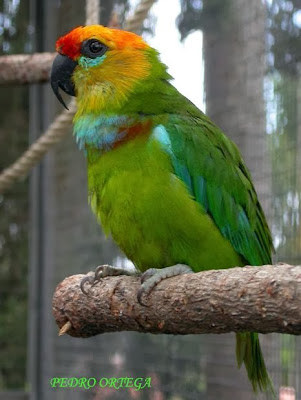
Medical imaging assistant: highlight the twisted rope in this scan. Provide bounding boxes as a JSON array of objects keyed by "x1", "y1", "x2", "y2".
[
  {"x1": 124, "y1": 0, "x2": 156, "y2": 33},
  {"x1": 0, "y1": 0, "x2": 157, "y2": 194},
  {"x1": 0, "y1": 102, "x2": 77, "y2": 192}
]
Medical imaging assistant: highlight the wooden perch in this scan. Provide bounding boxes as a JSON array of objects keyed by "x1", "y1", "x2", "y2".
[
  {"x1": 0, "y1": 53, "x2": 55, "y2": 85},
  {"x1": 52, "y1": 263, "x2": 301, "y2": 338}
]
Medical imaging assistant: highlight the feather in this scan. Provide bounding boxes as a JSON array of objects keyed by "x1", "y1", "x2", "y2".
[
  {"x1": 155, "y1": 117, "x2": 273, "y2": 267},
  {"x1": 55, "y1": 25, "x2": 274, "y2": 394}
]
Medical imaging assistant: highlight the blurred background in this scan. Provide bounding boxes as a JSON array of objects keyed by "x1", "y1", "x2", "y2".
[{"x1": 0, "y1": 0, "x2": 301, "y2": 399}]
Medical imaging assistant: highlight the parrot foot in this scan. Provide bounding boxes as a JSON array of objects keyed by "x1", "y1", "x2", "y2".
[
  {"x1": 80, "y1": 264, "x2": 139, "y2": 295},
  {"x1": 137, "y1": 264, "x2": 193, "y2": 305}
]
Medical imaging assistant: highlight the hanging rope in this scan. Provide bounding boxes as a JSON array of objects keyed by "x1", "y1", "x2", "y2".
[
  {"x1": 0, "y1": 0, "x2": 157, "y2": 194},
  {"x1": 0, "y1": 102, "x2": 77, "y2": 193},
  {"x1": 124, "y1": 0, "x2": 156, "y2": 32}
]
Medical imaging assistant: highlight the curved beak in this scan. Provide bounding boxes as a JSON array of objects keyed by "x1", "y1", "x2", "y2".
[{"x1": 50, "y1": 54, "x2": 77, "y2": 110}]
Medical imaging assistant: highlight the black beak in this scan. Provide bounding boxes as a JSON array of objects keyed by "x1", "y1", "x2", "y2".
[{"x1": 50, "y1": 54, "x2": 77, "y2": 110}]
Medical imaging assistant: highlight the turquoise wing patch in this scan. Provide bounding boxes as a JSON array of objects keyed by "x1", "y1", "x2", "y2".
[{"x1": 151, "y1": 120, "x2": 272, "y2": 266}]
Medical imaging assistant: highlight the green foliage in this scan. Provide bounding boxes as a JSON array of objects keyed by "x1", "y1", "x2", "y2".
[
  {"x1": 267, "y1": 0, "x2": 301, "y2": 76},
  {"x1": 280, "y1": 335, "x2": 296, "y2": 387},
  {"x1": 266, "y1": 1, "x2": 301, "y2": 259},
  {"x1": 0, "y1": 87, "x2": 29, "y2": 389},
  {"x1": 0, "y1": 0, "x2": 30, "y2": 390},
  {"x1": 266, "y1": 0, "x2": 301, "y2": 389}
]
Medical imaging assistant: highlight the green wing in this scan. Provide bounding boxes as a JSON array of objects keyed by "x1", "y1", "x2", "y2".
[{"x1": 157, "y1": 111, "x2": 273, "y2": 266}]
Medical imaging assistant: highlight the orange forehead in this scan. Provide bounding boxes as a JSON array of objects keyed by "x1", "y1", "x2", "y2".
[{"x1": 56, "y1": 25, "x2": 148, "y2": 59}]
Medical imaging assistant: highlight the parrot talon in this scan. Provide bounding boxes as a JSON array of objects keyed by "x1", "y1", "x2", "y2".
[
  {"x1": 80, "y1": 273, "x2": 97, "y2": 295},
  {"x1": 137, "y1": 264, "x2": 193, "y2": 305},
  {"x1": 94, "y1": 264, "x2": 118, "y2": 279},
  {"x1": 140, "y1": 268, "x2": 158, "y2": 284},
  {"x1": 137, "y1": 287, "x2": 150, "y2": 307},
  {"x1": 80, "y1": 264, "x2": 140, "y2": 295}
]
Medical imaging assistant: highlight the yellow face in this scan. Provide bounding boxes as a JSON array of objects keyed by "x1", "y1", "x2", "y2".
[{"x1": 54, "y1": 25, "x2": 152, "y2": 115}]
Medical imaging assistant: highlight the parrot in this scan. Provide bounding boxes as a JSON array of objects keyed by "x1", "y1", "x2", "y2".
[{"x1": 50, "y1": 25, "x2": 274, "y2": 393}]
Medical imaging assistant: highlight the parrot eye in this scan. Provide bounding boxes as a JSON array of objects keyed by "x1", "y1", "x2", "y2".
[{"x1": 81, "y1": 39, "x2": 108, "y2": 59}]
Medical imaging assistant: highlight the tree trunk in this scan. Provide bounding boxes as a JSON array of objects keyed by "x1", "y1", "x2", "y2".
[{"x1": 202, "y1": 1, "x2": 270, "y2": 398}]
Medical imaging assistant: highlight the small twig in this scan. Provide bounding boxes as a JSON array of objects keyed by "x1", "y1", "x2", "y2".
[{"x1": 59, "y1": 321, "x2": 72, "y2": 336}]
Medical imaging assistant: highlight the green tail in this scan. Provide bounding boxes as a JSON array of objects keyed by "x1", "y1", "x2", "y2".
[{"x1": 236, "y1": 332, "x2": 274, "y2": 394}]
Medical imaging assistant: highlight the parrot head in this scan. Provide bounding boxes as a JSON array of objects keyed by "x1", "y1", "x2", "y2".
[{"x1": 51, "y1": 25, "x2": 167, "y2": 114}]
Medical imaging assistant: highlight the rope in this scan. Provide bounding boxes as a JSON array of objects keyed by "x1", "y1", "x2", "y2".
[
  {"x1": 124, "y1": 0, "x2": 157, "y2": 33},
  {"x1": 0, "y1": 0, "x2": 157, "y2": 194},
  {"x1": 0, "y1": 102, "x2": 77, "y2": 193}
]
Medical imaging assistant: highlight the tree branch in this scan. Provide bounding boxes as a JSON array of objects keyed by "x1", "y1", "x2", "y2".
[
  {"x1": 0, "y1": 53, "x2": 55, "y2": 85},
  {"x1": 52, "y1": 263, "x2": 301, "y2": 338}
]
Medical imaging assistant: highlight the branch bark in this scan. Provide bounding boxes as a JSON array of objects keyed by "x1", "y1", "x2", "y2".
[
  {"x1": 52, "y1": 263, "x2": 301, "y2": 338},
  {"x1": 0, "y1": 53, "x2": 55, "y2": 85}
]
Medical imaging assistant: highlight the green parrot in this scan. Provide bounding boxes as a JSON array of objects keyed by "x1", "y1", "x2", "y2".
[{"x1": 50, "y1": 25, "x2": 274, "y2": 393}]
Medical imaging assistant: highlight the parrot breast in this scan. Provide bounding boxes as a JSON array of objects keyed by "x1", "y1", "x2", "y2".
[
  {"x1": 87, "y1": 126, "x2": 243, "y2": 272},
  {"x1": 74, "y1": 115, "x2": 153, "y2": 151}
]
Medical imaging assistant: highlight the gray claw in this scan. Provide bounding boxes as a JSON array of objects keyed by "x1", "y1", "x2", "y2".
[
  {"x1": 95, "y1": 264, "x2": 116, "y2": 279},
  {"x1": 137, "y1": 264, "x2": 193, "y2": 305},
  {"x1": 137, "y1": 286, "x2": 150, "y2": 306},
  {"x1": 80, "y1": 273, "x2": 96, "y2": 295},
  {"x1": 80, "y1": 264, "x2": 118, "y2": 295},
  {"x1": 140, "y1": 268, "x2": 157, "y2": 284},
  {"x1": 80, "y1": 264, "x2": 139, "y2": 295}
]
